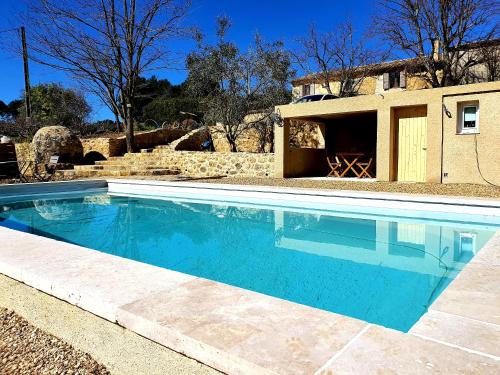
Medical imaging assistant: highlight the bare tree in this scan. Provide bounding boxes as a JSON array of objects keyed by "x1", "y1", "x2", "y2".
[
  {"x1": 293, "y1": 22, "x2": 382, "y2": 97},
  {"x1": 374, "y1": 0, "x2": 498, "y2": 87},
  {"x1": 462, "y1": 40, "x2": 500, "y2": 83},
  {"x1": 22, "y1": 0, "x2": 190, "y2": 152},
  {"x1": 187, "y1": 18, "x2": 294, "y2": 152}
]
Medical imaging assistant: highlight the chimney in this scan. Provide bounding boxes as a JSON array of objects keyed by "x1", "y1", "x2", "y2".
[{"x1": 432, "y1": 39, "x2": 440, "y2": 61}]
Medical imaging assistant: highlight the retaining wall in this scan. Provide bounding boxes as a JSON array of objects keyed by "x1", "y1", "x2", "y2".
[
  {"x1": 155, "y1": 151, "x2": 275, "y2": 177},
  {"x1": 81, "y1": 128, "x2": 189, "y2": 158}
]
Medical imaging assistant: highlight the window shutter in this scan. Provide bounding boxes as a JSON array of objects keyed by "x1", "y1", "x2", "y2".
[
  {"x1": 400, "y1": 71, "x2": 407, "y2": 89},
  {"x1": 383, "y1": 73, "x2": 390, "y2": 90}
]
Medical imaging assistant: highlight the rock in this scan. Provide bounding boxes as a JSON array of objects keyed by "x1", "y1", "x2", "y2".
[{"x1": 32, "y1": 126, "x2": 83, "y2": 164}]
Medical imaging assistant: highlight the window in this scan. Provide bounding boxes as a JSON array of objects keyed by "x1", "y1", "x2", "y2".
[
  {"x1": 302, "y1": 84, "x2": 311, "y2": 96},
  {"x1": 459, "y1": 103, "x2": 479, "y2": 134},
  {"x1": 454, "y1": 232, "x2": 477, "y2": 262},
  {"x1": 383, "y1": 71, "x2": 405, "y2": 90},
  {"x1": 389, "y1": 71, "x2": 400, "y2": 88}
]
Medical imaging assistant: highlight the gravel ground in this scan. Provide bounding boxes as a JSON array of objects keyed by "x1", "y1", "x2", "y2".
[
  {"x1": 0, "y1": 308, "x2": 109, "y2": 375},
  {"x1": 0, "y1": 275, "x2": 221, "y2": 375},
  {"x1": 2, "y1": 175, "x2": 500, "y2": 198},
  {"x1": 124, "y1": 176, "x2": 500, "y2": 199}
]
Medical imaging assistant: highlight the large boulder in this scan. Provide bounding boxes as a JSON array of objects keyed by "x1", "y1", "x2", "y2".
[{"x1": 32, "y1": 126, "x2": 83, "y2": 164}]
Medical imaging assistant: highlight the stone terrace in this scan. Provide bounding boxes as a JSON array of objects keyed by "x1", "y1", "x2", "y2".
[{"x1": 68, "y1": 147, "x2": 275, "y2": 178}]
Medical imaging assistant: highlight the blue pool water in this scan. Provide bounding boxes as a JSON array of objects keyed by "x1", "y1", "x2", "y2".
[{"x1": 0, "y1": 193, "x2": 496, "y2": 331}]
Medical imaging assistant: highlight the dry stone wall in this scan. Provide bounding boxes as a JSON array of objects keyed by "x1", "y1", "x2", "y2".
[
  {"x1": 14, "y1": 143, "x2": 34, "y2": 161},
  {"x1": 81, "y1": 127, "x2": 189, "y2": 158},
  {"x1": 210, "y1": 125, "x2": 271, "y2": 153},
  {"x1": 153, "y1": 150, "x2": 275, "y2": 177}
]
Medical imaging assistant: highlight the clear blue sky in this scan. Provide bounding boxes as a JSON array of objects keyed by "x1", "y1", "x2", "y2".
[{"x1": 0, "y1": 0, "x2": 377, "y2": 120}]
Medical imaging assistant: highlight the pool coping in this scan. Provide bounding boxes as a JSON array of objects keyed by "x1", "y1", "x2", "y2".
[{"x1": 0, "y1": 180, "x2": 499, "y2": 374}]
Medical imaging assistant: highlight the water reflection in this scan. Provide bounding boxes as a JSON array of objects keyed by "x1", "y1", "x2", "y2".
[{"x1": 0, "y1": 193, "x2": 495, "y2": 332}]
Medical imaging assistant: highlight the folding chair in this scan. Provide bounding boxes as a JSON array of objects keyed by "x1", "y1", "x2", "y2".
[
  {"x1": 355, "y1": 156, "x2": 374, "y2": 178},
  {"x1": 34, "y1": 155, "x2": 59, "y2": 182},
  {"x1": 327, "y1": 155, "x2": 343, "y2": 177}
]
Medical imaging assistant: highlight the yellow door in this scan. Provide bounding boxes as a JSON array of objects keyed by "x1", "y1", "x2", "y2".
[{"x1": 397, "y1": 107, "x2": 427, "y2": 182}]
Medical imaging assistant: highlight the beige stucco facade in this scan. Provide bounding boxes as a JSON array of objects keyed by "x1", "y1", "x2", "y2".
[
  {"x1": 292, "y1": 73, "x2": 431, "y2": 99},
  {"x1": 275, "y1": 81, "x2": 500, "y2": 184}
]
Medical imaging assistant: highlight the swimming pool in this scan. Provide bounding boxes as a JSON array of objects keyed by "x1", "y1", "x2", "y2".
[{"x1": 0, "y1": 189, "x2": 497, "y2": 332}]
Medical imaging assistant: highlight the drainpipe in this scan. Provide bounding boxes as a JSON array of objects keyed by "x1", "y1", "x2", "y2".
[{"x1": 440, "y1": 89, "x2": 500, "y2": 183}]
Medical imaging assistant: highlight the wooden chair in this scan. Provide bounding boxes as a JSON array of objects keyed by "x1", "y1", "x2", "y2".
[
  {"x1": 327, "y1": 155, "x2": 343, "y2": 177},
  {"x1": 33, "y1": 155, "x2": 59, "y2": 182},
  {"x1": 0, "y1": 143, "x2": 19, "y2": 180},
  {"x1": 355, "y1": 156, "x2": 374, "y2": 178}
]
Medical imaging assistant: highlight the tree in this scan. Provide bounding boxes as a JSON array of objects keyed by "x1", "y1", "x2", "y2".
[
  {"x1": 374, "y1": 0, "x2": 498, "y2": 87},
  {"x1": 134, "y1": 76, "x2": 177, "y2": 120},
  {"x1": 187, "y1": 17, "x2": 294, "y2": 152},
  {"x1": 20, "y1": 84, "x2": 91, "y2": 131},
  {"x1": 293, "y1": 22, "x2": 382, "y2": 97},
  {"x1": 23, "y1": 0, "x2": 191, "y2": 152},
  {"x1": 0, "y1": 100, "x2": 22, "y2": 121},
  {"x1": 142, "y1": 96, "x2": 200, "y2": 126},
  {"x1": 463, "y1": 40, "x2": 500, "y2": 83}
]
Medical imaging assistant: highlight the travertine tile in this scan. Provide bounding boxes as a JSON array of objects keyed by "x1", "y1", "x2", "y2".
[
  {"x1": 0, "y1": 227, "x2": 194, "y2": 321},
  {"x1": 430, "y1": 263, "x2": 500, "y2": 325},
  {"x1": 471, "y1": 232, "x2": 500, "y2": 266},
  {"x1": 118, "y1": 278, "x2": 367, "y2": 375},
  {"x1": 410, "y1": 310, "x2": 500, "y2": 357},
  {"x1": 0, "y1": 228, "x2": 98, "y2": 285},
  {"x1": 321, "y1": 325, "x2": 500, "y2": 375}
]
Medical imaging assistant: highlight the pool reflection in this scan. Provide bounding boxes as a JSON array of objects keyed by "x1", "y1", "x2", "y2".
[{"x1": 0, "y1": 193, "x2": 495, "y2": 332}]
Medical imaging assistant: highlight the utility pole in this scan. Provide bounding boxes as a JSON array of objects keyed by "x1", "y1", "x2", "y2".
[{"x1": 20, "y1": 26, "x2": 32, "y2": 123}]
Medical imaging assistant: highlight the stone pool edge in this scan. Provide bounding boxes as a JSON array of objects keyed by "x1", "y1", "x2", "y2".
[{"x1": 0, "y1": 180, "x2": 499, "y2": 374}]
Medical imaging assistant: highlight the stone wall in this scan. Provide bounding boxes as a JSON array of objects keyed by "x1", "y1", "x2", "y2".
[
  {"x1": 209, "y1": 121, "x2": 320, "y2": 153},
  {"x1": 170, "y1": 128, "x2": 210, "y2": 151},
  {"x1": 155, "y1": 150, "x2": 274, "y2": 177},
  {"x1": 289, "y1": 120, "x2": 325, "y2": 149},
  {"x1": 81, "y1": 127, "x2": 189, "y2": 159},
  {"x1": 14, "y1": 143, "x2": 34, "y2": 161},
  {"x1": 210, "y1": 125, "x2": 271, "y2": 153}
]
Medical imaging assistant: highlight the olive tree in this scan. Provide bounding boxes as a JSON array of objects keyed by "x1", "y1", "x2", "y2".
[{"x1": 186, "y1": 17, "x2": 294, "y2": 152}]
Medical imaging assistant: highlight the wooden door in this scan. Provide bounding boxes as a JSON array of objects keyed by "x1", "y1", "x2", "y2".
[{"x1": 396, "y1": 107, "x2": 427, "y2": 182}]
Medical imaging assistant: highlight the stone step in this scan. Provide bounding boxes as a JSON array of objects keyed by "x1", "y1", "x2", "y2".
[
  {"x1": 70, "y1": 167, "x2": 179, "y2": 178},
  {"x1": 88, "y1": 161, "x2": 174, "y2": 168},
  {"x1": 75, "y1": 164, "x2": 175, "y2": 171},
  {"x1": 95, "y1": 158, "x2": 160, "y2": 165}
]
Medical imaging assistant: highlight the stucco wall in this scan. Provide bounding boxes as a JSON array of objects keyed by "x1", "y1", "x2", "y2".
[
  {"x1": 287, "y1": 148, "x2": 328, "y2": 177},
  {"x1": 292, "y1": 74, "x2": 430, "y2": 98},
  {"x1": 442, "y1": 92, "x2": 500, "y2": 184},
  {"x1": 277, "y1": 81, "x2": 500, "y2": 184}
]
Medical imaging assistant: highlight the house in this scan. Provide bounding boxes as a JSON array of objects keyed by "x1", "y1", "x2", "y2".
[
  {"x1": 275, "y1": 42, "x2": 500, "y2": 185},
  {"x1": 292, "y1": 57, "x2": 432, "y2": 99}
]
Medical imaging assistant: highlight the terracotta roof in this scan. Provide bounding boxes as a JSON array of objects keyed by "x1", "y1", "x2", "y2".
[{"x1": 448, "y1": 38, "x2": 500, "y2": 51}]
